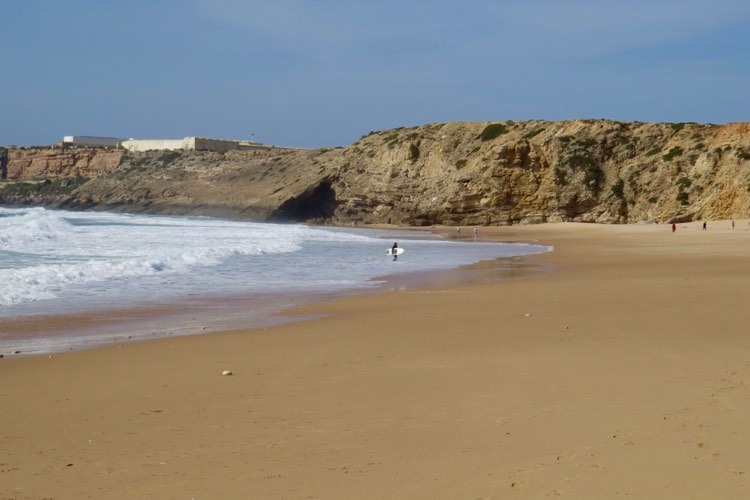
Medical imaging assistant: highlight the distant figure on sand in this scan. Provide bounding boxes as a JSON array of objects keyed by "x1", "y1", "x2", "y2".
[
  {"x1": 473, "y1": 227, "x2": 478, "y2": 241},
  {"x1": 392, "y1": 242, "x2": 398, "y2": 261},
  {"x1": 672, "y1": 223, "x2": 676, "y2": 233},
  {"x1": 456, "y1": 226, "x2": 461, "y2": 239},
  {"x1": 703, "y1": 221, "x2": 707, "y2": 231},
  {"x1": 732, "y1": 219, "x2": 735, "y2": 229}
]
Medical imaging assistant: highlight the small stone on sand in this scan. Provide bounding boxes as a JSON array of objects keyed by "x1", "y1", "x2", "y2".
[{"x1": 222, "y1": 370, "x2": 233, "y2": 376}]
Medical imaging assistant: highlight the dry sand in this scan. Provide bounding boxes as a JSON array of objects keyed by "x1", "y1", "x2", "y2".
[{"x1": 2, "y1": 220, "x2": 750, "y2": 499}]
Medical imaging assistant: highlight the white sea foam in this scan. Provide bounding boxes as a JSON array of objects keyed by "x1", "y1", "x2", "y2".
[
  {"x1": 0, "y1": 208, "x2": 551, "y2": 313},
  {"x1": 0, "y1": 207, "x2": 73, "y2": 250}
]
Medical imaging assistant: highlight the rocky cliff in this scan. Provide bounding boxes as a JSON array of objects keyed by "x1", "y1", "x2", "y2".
[
  {"x1": 6, "y1": 147, "x2": 124, "y2": 179},
  {"x1": 2, "y1": 119, "x2": 750, "y2": 225}
]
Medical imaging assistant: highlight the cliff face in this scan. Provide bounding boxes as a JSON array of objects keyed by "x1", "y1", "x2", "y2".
[
  {"x1": 331, "y1": 120, "x2": 750, "y2": 225},
  {"x1": 0, "y1": 147, "x2": 338, "y2": 220},
  {"x1": 2, "y1": 120, "x2": 750, "y2": 224},
  {"x1": 6, "y1": 148, "x2": 124, "y2": 179}
]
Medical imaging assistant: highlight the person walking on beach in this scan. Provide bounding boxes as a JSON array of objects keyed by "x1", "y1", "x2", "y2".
[
  {"x1": 456, "y1": 226, "x2": 461, "y2": 239},
  {"x1": 392, "y1": 242, "x2": 398, "y2": 261},
  {"x1": 473, "y1": 227, "x2": 478, "y2": 241},
  {"x1": 672, "y1": 223, "x2": 676, "y2": 233},
  {"x1": 703, "y1": 221, "x2": 707, "y2": 231}
]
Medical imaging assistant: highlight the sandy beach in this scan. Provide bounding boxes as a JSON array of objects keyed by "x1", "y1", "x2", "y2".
[{"x1": 3, "y1": 220, "x2": 750, "y2": 499}]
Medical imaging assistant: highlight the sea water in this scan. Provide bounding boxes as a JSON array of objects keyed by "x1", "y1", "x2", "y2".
[{"x1": 0, "y1": 207, "x2": 551, "y2": 354}]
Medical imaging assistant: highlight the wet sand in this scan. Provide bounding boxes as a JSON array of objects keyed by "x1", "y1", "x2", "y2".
[
  {"x1": 0, "y1": 293, "x2": 324, "y2": 356},
  {"x1": 2, "y1": 220, "x2": 750, "y2": 499}
]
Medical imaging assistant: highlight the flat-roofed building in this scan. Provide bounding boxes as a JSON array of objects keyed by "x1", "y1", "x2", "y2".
[
  {"x1": 62, "y1": 136, "x2": 124, "y2": 148},
  {"x1": 120, "y1": 137, "x2": 244, "y2": 153}
]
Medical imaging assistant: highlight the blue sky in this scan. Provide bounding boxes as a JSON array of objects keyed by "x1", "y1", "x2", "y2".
[{"x1": 2, "y1": 0, "x2": 748, "y2": 147}]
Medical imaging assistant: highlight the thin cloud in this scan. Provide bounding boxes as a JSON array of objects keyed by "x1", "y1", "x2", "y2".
[
  {"x1": 192, "y1": 1, "x2": 492, "y2": 53},
  {"x1": 194, "y1": 0, "x2": 750, "y2": 59},
  {"x1": 491, "y1": 0, "x2": 750, "y2": 57}
]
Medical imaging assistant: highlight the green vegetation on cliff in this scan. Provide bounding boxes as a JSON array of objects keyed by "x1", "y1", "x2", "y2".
[
  {"x1": 0, "y1": 176, "x2": 89, "y2": 198},
  {"x1": 479, "y1": 123, "x2": 508, "y2": 141}
]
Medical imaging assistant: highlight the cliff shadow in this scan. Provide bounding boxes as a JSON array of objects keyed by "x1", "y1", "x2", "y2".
[{"x1": 269, "y1": 178, "x2": 338, "y2": 223}]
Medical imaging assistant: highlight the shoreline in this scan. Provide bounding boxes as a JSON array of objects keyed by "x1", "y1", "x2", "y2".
[
  {"x1": 0, "y1": 233, "x2": 552, "y2": 357},
  {"x1": 3, "y1": 220, "x2": 750, "y2": 498}
]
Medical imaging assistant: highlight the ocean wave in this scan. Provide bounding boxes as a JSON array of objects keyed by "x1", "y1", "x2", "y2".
[
  {"x1": 0, "y1": 208, "x2": 74, "y2": 250},
  {"x1": 0, "y1": 208, "x2": 552, "y2": 310},
  {"x1": 0, "y1": 209, "x2": 355, "y2": 306}
]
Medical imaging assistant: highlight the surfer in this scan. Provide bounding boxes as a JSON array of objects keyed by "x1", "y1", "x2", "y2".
[{"x1": 392, "y1": 242, "x2": 398, "y2": 261}]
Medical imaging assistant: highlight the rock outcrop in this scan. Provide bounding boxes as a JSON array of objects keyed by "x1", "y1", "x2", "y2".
[
  {"x1": 6, "y1": 148, "x2": 124, "y2": 179},
  {"x1": 2, "y1": 120, "x2": 750, "y2": 225}
]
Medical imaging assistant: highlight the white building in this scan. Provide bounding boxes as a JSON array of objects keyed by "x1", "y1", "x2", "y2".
[
  {"x1": 60, "y1": 135, "x2": 269, "y2": 153},
  {"x1": 63, "y1": 136, "x2": 124, "y2": 148},
  {"x1": 120, "y1": 137, "x2": 250, "y2": 153}
]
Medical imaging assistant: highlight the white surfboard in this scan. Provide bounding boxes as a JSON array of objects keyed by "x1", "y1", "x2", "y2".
[{"x1": 386, "y1": 247, "x2": 405, "y2": 256}]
